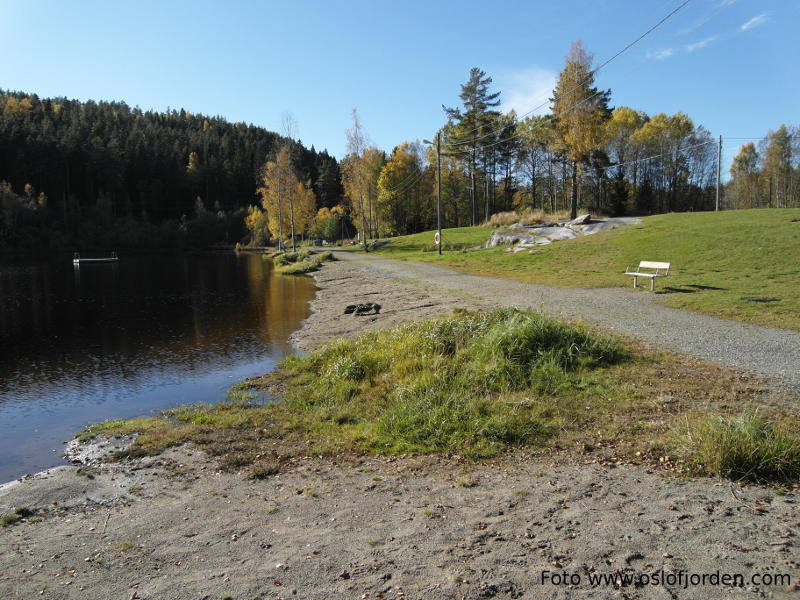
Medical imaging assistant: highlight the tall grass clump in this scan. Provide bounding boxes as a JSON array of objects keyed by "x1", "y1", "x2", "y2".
[
  {"x1": 273, "y1": 308, "x2": 627, "y2": 457},
  {"x1": 683, "y1": 409, "x2": 800, "y2": 483},
  {"x1": 484, "y1": 209, "x2": 570, "y2": 228},
  {"x1": 467, "y1": 309, "x2": 625, "y2": 394},
  {"x1": 272, "y1": 249, "x2": 335, "y2": 274}
]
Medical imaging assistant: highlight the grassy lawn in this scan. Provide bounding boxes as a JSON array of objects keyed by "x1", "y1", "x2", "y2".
[
  {"x1": 79, "y1": 309, "x2": 799, "y2": 484},
  {"x1": 369, "y1": 209, "x2": 800, "y2": 330}
]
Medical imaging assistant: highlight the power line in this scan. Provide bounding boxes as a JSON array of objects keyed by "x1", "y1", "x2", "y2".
[
  {"x1": 599, "y1": 139, "x2": 716, "y2": 172},
  {"x1": 383, "y1": 167, "x2": 425, "y2": 193},
  {"x1": 386, "y1": 170, "x2": 427, "y2": 197},
  {"x1": 444, "y1": 0, "x2": 692, "y2": 148}
]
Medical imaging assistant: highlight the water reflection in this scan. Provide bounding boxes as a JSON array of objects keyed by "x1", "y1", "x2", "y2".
[{"x1": 0, "y1": 253, "x2": 315, "y2": 481}]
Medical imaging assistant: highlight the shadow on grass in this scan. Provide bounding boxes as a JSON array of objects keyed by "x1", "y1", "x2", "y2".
[
  {"x1": 659, "y1": 283, "x2": 729, "y2": 294},
  {"x1": 742, "y1": 297, "x2": 781, "y2": 303}
]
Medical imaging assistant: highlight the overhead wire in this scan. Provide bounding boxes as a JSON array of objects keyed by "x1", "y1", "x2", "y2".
[
  {"x1": 443, "y1": 0, "x2": 693, "y2": 148},
  {"x1": 384, "y1": 170, "x2": 427, "y2": 197},
  {"x1": 382, "y1": 165, "x2": 427, "y2": 193},
  {"x1": 599, "y1": 138, "x2": 716, "y2": 172}
]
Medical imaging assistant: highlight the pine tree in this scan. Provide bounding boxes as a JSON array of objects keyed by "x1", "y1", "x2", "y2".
[{"x1": 443, "y1": 68, "x2": 502, "y2": 225}]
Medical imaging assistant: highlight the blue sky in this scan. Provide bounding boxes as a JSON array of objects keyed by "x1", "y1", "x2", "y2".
[{"x1": 1, "y1": 0, "x2": 796, "y2": 172}]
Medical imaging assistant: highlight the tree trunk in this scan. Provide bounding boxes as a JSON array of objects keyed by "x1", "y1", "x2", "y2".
[
  {"x1": 359, "y1": 192, "x2": 368, "y2": 251},
  {"x1": 277, "y1": 180, "x2": 284, "y2": 251},
  {"x1": 367, "y1": 183, "x2": 374, "y2": 239},
  {"x1": 289, "y1": 193, "x2": 296, "y2": 252}
]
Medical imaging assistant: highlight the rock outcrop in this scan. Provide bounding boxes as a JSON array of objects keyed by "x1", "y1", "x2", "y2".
[{"x1": 487, "y1": 216, "x2": 642, "y2": 252}]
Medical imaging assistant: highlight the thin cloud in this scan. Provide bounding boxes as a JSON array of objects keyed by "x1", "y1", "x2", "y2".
[
  {"x1": 741, "y1": 13, "x2": 769, "y2": 31},
  {"x1": 498, "y1": 67, "x2": 557, "y2": 117},
  {"x1": 646, "y1": 48, "x2": 675, "y2": 60},
  {"x1": 717, "y1": 0, "x2": 736, "y2": 7},
  {"x1": 687, "y1": 36, "x2": 718, "y2": 52}
]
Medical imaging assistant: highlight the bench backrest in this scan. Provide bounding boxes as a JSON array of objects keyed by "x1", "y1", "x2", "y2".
[{"x1": 638, "y1": 260, "x2": 670, "y2": 274}]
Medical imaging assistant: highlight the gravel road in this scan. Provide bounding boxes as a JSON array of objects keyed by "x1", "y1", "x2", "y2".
[{"x1": 330, "y1": 251, "x2": 800, "y2": 396}]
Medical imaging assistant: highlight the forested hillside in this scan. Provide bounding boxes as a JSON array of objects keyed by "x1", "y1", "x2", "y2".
[
  {"x1": 0, "y1": 91, "x2": 343, "y2": 252},
  {"x1": 3, "y1": 39, "x2": 796, "y2": 254}
]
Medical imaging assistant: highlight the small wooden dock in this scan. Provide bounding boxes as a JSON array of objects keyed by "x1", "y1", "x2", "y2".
[{"x1": 73, "y1": 252, "x2": 119, "y2": 265}]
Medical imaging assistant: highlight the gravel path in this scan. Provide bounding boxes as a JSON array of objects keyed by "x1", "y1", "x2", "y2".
[{"x1": 332, "y1": 252, "x2": 800, "y2": 396}]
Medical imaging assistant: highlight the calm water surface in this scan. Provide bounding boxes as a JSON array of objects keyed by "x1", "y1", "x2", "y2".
[{"x1": 0, "y1": 253, "x2": 316, "y2": 482}]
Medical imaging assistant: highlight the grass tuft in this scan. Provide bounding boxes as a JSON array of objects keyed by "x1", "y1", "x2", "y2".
[
  {"x1": 681, "y1": 409, "x2": 800, "y2": 483},
  {"x1": 484, "y1": 209, "x2": 570, "y2": 227},
  {"x1": 268, "y1": 308, "x2": 627, "y2": 457},
  {"x1": 1, "y1": 506, "x2": 35, "y2": 527},
  {"x1": 273, "y1": 249, "x2": 336, "y2": 274}
]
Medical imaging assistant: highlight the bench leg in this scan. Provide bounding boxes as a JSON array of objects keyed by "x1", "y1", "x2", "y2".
[
  {"x1": 633, "y1": 276, "x2": 637, "y2": 289},
  {"x1": 651, "y1": 278, "x2": 655, "y2": 292}
]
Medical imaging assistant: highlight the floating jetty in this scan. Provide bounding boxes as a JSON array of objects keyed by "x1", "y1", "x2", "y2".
[{"x1": 73, "y1": 252, "x2": 119, "y2": 265}]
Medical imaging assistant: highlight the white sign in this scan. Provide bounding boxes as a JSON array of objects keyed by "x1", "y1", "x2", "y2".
[{"x1": 434, "y1": 232, "x2": 441, "y2": 245}]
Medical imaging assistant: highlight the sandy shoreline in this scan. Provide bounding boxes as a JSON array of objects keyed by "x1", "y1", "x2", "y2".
[{"x1": 1, "y1": 258, "x2": 798, "y2": 599}]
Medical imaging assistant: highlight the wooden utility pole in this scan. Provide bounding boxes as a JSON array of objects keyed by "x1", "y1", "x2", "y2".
[
  {"x1": 715, "y1": 135, "x2": 722, "y2": 211},
  {"x1": 470, "y1": 143, "x2": 476, "y2": 226},
  {"x1": 436, "y1": 133, "x2": 442, "y2": 256}
]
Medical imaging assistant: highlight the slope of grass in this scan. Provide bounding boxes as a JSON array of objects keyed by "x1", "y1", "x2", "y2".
[
  {"x1": 372, "y1": 209, "x2": 800, "y2": 330},
  {"x1": 376, "y1": 226, "x2": 493, "y2": 255}
]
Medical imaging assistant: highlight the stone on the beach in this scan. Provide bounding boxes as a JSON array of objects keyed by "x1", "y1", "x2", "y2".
[{"x1": 344, "y1": 303, "x2": 381, "y2": 316}]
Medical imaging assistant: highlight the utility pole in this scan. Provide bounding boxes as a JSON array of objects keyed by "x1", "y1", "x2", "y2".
[
  {"x1": 715, "y1": 135, "x2": 722, "y2": 211},
  {"x1": 470, "y1": 141, "x2": 476, "y2": 226},
  {"x1": 436, "y1": 132, "x2": 442, "y2": 256}
]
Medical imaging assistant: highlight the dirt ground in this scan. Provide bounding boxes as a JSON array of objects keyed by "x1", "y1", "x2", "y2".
[{"x1": 1, "y1": 257, "x2": 799, "y2": 600}]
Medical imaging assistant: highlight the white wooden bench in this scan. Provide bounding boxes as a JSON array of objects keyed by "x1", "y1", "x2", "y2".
[{"x1": 625, "y1": 261, "x2": 671, "y2": 291}]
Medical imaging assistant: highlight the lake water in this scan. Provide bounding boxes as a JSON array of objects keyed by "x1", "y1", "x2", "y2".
[{"x1": 0, "y1": 253, "x2": 316, "y2": 482}]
